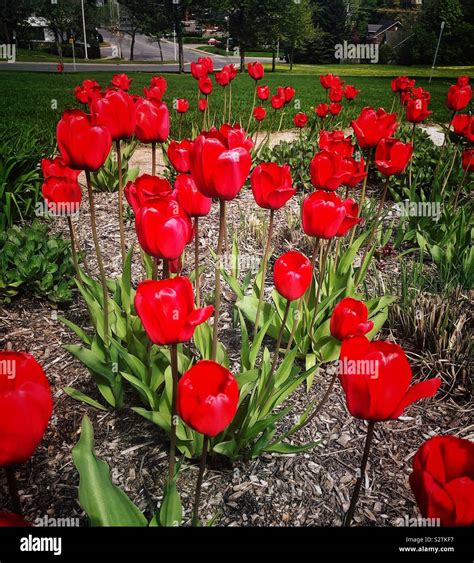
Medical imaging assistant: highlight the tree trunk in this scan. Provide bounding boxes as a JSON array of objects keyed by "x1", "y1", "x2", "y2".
[
  {"x1": 157, "y1": 38, "x2": 164, "y2": 62},
  {"x1": 290, "y1": 45, "x2": 294, "y2": 71},
  {"x1": 240, "y1": 43, "x2": 245, "y2": 72},
  {"x1": 130, "y1": 30, "x2": 136, "y2": 61},
  {"x1": 272, "y1": 48, "x2": 276, "y2": 72}
]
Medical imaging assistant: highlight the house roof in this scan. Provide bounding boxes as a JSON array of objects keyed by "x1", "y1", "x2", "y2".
[{"x1": 368, "y1": 20, "x2": 402, "y2": 37}]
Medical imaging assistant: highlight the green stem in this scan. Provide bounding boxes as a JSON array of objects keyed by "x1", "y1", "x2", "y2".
[
  {"x1": 116, "y1": 140, "x2": 126, "y2": 265},
  {"x1": 191, "y1": 435, "x2": 209, "y2": 527},
  {"x1": 348, "y1": 149, "x2": 372, "y2": 247},
  {"x1": 168, "y1": 344, "x2": 179, "y2": 485},
  {"x1": 309, "y1": 239, "x2": 331, "y2": 337},
  {"x1": 254, "y1": 209, "x2": 275, "y2": 333},
  {"x1": 211, "y1": 200, "x2": 227, "y2": 361},
  {"x1": 263, "y1": 299, "x2": 291, "y2": 399},
  {"x1": 5, "y1": 467, "x2": 22, "y2": 516},
  {"x1": 67, "y1": 216, "x2": 83, "y2": 289},
  {"x1": 194, "y1": 217, "x2": 200, "y2": 307},
  {"x1": 408, "y1": 123, "x2": 416, "y2": 190}
]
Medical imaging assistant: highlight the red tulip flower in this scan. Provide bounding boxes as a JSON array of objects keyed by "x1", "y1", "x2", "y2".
[
  {"x1": 135, "y1": 197, "x2": 192, "y2": 260},
  {"x1": 329, "y1": 87, "x2": 344, "y2": 103},
  {"x1": 342, "y1": 157, "x2": 367, "y2": 189},
  {"x1": 302, "y1": 191, "x2": 361, "y2": 239},
  {"x1": 293, "y1": 112, "x2": 308, "y2": 128},
  {"x1": 0, "y1": 351, "x2": 53, "y2": 467},
  {"x1": 409, "y1": 435, "x2": 474, "y2": 526},
  {"x1": 461, "y1": 148, "x2": 474, "y2": 172},
  {"x1": 175, "y1": 98, "x2": 189, "y2": 114},
  {"x1": 315, "y1": 103, "x2": 329, "y2": 118},
  {"x1": 57, "y1": 109, "x2": 112, "y2": 171},
  {"x1": 248, "y1": 61, "x2": 264, "y2": 81},
  {"x1": 144, "y1": 86, "x2": 164, "y2": 103},
  {"x1": 338, "y1": 336, "x2": 441, "y2": 421},
  {"x1": 198, "y1": 56, "x2": 213, "y2": 74},
  {"x1": 391, "y1": 76, "x2": 415, "y2": 93},
  {"x1": 330, "y1": 297, "x2": 374, "y2": 341},
  {"x1": 125, "y1": 174, "x2": 173, "y2": 214},
  {"x1": 134, "y1": 277, "x2": 213, "y2": 346},
  {"x1": 150, "y1": 75, "x2": 167, "y2": 94},
  {"x1": 41, "y1": 157, "x2": 80, "y2": 181},
  {"x1": 188, "y1": 132, "x2": 252, "y2": 200},
  {"x1": 406, "y1": 97, "x2": 433, "y2": 124},
  {"x1": 253, "y1": 106, "x2": 266, "y2": 121},
  {"x1": 329, "y1": 103, "x2": 342, "y2": 116},
  {"x1": 223, "y1": 64, "x2": 237, "y2": 81},
  {"x1": 91, "y1": 88, "x2": 136, "y2": 141},
  {"x1": 57, "y1": 63, "x2": 64, "y2": 74},
  {"x1": 190, "y1": 61, "x2": 208, "y2": 80},
  {"x1": 42, "y1": 177, "x2": 82, "y2": 216},
  {"x1": 0, "y1": 512, "x2": 30, "y2": 527},
  {"x1": 335, "y1": 198, "x2": 362, "y2": 236},
  {"x1": 452, "y1": 114, "x2": 474, "y2": 142},
  {"x1": 135, "y1": 98, "x2": 170, "y2": 144},
  {"x1": 198, "y1": 77, "x2": 213, "y2": 96},
  {"x1": 271, "y1": 94, "x2": 285, "y2": 110},
  {"x1": 74, "y1": 79, "x2": 100, "y2": 105},
  {"x1": 250, "y1": 163, "x2": 295, "y2": 210},
  {"x1": 168, "y1": 139, "x2": 193, "y2": 174},
  {"x1": 410, "y1": 86, "x2": 431, "y2": 102},
  {"x1": 198, "y1": 99, "x2": 208, "y2": 112},
  {"x1": 352, "y1": 107, "x2": 398, "y2": 150},
  {"x1": 111, "y1": 73, "x2": 132, "y2": 91},
  {"x1": 344, "y1": 85, "x2": 360, "y2": 101},
  {"x1": 320, "y1": 74, "x2": 343, "y2": 90},
  {"x1": 177, "y1": 360, "x2": 239, "y2": 437},
  {"x1": 319, "y1": 130, "x2": 354, "y2": 157},
  {"x1": 458, "y1": 75, "x2": 469, "y2": 86},
  {"x1": 257, "y1": 85, "x2": 270, "y2": 101},
  {"x1": 446, "y1": 83, "x2": 472, "y2": 112},
  {"x1": 284, "y1": 86, "x2": 296, "y2": 103},
  {"x1": 310, "y1": 150, "x2": 353, "y2": 191},
  {"x1": 175, "y1": 174, "x2": 212, "y2": 217},
  {"x1": 274, "y1": 251, "x2": 312, "y2": 302},
  {"x1": 375, "y1": 138, "x2": 413, "y2": 176},
  {"x1": 215, "y1": 69, "x2": 230, "y2": 87}
]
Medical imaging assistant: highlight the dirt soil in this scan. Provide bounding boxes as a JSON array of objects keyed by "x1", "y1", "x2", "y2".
[{"x1": 1, "y1": 134, "x2": 472, "y2": 528}]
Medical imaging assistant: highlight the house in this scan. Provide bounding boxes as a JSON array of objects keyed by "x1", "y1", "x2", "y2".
[
  {"x1": 24, "y1": 17, "x2": 55, "y2": 43},
  {"x1": 367, "y1": 20, "x2": 402, "y2": 46}
]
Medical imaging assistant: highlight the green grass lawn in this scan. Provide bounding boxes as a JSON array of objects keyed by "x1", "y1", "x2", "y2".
[{"x1": 0, "y1": 69, "x2": 467, "y2": 142}]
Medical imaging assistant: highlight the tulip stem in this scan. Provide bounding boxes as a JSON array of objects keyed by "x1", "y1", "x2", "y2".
[
  {"x1": 228, "y1": 82, "x2": 232, "y2": 123},
  {"x1": 408, "y1": 123, "x2": 416, "y2": 190},
  {"x1": 211, "y1": 200, "x2": 226, "y2": 361},
  {"x1": 168, "y1": 344, "x2": 179, "y2": 485},
  {"x1": 116, "y1": 140, "x2": 126, "y2": 265},
  {"x1": 297, "y1": 369, "x2": 338, "y2": 432},
  {"x1": 254, "y1": 209, "x2": 275, "y2": 333},
  {"x1": 453, "y1": 160, "x2": 472, "y2": 210},
  {"x1": 309, "y1": 239, "x2": 331, "y2": 338},
  {"x1": 152, "y1": 142, "x2": 157, "y2": 177},
  {"x1": 440, "y1": 141, "x2": 460, "y2": 196},
  {"x1": 223, "y1": 88, "x2": 227, "y2": 125},
  {"x1": 355, "y1": 177, "x2": 389, "y2": 286},
  {"x1": 247, "y1": 82, "x2": 257, "y2": 130},
  {"x1": 348, "y1": 149, "x2": 372, "y2": 247},
  {"x1": 67, "y1": 216, "x2": 83, "y2": 289},
  {"x1": 5, "y1": 467, "x2": 22, "y2": 516},
  {"x1": 192, "y1": 434, "x2": 209, "y2": 527},
  {"x1": 85, "y1": 170, "x2": 110, "y2": 348},
  {"x1": 263, "y1": 299, "x2": 291, "y2": 400},
  {"x1": 344, "y1": 421, "x2": 375, "y2": 527},
  {"x1": 162, "y1": 259, "x2": 170, "y2": 280},
  {"x1": 194, "y1": 217, "x2": 200, "y2": 307}
]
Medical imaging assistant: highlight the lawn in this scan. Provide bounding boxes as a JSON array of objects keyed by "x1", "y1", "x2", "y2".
[{"x1": 0, "y1": 68, "x2": 463, "y2": 141}]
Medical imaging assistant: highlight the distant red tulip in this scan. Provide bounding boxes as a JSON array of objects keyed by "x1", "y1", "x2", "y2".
[
  {"x1": 284, "y1": 86, "x2": 296, "y2": 103},
  {"x1": 406, "y1": 97, "x2": 433, "y2": 124},
  {"x1": 215, "y1": 69, "x2": 230, "y2": 87},
  {"x1": 457, "y1": 75, "x2": 469, "y2": 86},
  {"x1": 57, "y1": 109, "x2": 112, "y2": 172},
  {"x1": 223, "y1": 64, "x2": 238, "y2": 81},
  {"x1": 74, "y1": 79, "x2": 100, "y2": 105},
  {"x1": 329, "y1": 103, "x2": 342, "y2": 116},
  {"x1": 91, "y1": 88, "x2": 136, "y2": 141},
  {"x1": 410, "y1": 87, "x2": 431, "y2": 102},
  {"x1": 0, "y1": 351, "x2": 53, "y2": 467},
  {"x1": 320, "y1": 74, "x2": 343, "y2": 90},
  {"x1": 375, "y1": 138, "x2": 413, "y2": 176},
  {"x1": 135, "y1": 197, "x2": 193, "y2": 260},
  {"x1": 271, "y1": 94, "x2": 285, "y2": 110},
  {"x1": 310, "y1": 150, "x2": 352, "y2": 191},
  {"x1": 315, "y1": 103, "x2": 329, "y2": 118},
  {"x1": 175, "y1": 174, "x2": 212, "y2": 217},
  {"x1": 134, "y1": 98, "x2": 170, "y2": 144},
  {"x1": 41, "y1": 157, "x2": 80, "y2": 181},
  {"x1": 253, "y1": 106, "x2": 266, "y2": 121},
  {"x1": 42, "y1": 177, "x2": 82, "y2": 216},
  {"x1": 452, "y1": 114, "x2": 470, "y2": 136},
  {"x1": 391, "y1": 76, "x2": 415, "y2": 93},
  {"x1": 150, "y1": 75, "x2": 167, "y2": 94},
  {"x1": 329, "y1": 87, "x2": 344, "y2": 103},
  {"x1": 57, "y1": 63, "x2": 64, "y2": 74},
  {"x1": 198, "y1": 76, "x2": 213, "y2": 96},
  {"x1": 125, "y1": 174, "x2": 173, "y2": 214},
  {"x1": 338, "y1": 336, "x2": 441, "y2": 421},
  {"x1": 293, "y1": 112, "x2": 308, "y2": 128},
  {"x1": 302, "y1": 191, "x2": 360, "y2": 239},
  {"x1": 168, "y1": 139, "x2": 193, "y2": 174},
  {"x1": 250, "y1": 162, "x2": 295, "y2": 210},
  {"x1": 274, "y1": 251, "x2": 312, "y2": 302},
  {"x1": 134, "y1": 277, "x2": 213, "y2": 346},
  {"x1": 198, "y1": 99, "x2": 208, "y2": 112},
  {"x1": 190, "y1": 61, "x2": 208, "y2": 80},
  {"x1": 111, "y1": 73, "x2": 132, "y2": 91},
  {"x1": 319, "y1": 130, "x2": 354, "y2": 157},
  {"x1": 175, "y1": 98, "x2": 189, "y2": 114},
  {"x1": 257, "y1": 85, "x2": 270, "y2": 100},
  {"x1": 344, "y1": 85, "x2": 360, "y2": 101},
  {"x1": 198, "y1": 56, "x2": 213, "y2": 74},
  {"x1": 248, "y1": 61, "x2": 264, "y2": 81},
  {"x1": 0, "y1": 512, "x2": 31, "y2": 527},
  {"x1": 409, "y1": 435, "x2": 474, "y2": 526},
  {"x1": 461, "y1": 149, "x2": 474, "y2": 172},
  {"x1": 446, "y1": 83, "x2": 472, "y2": 112},
  {"x1": 351, "y1": 107, "x2": 398, "y2": 149},
  {"x1": 330, "y1": 297, "x2": 373, "y2": 341},
  {"x1": 177, "y1": 360, "x2": 239, "y2": 437}
]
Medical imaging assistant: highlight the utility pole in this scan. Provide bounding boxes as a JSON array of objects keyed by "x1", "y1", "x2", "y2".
[
  {"x1": 429, "y1": 21, "x2": 445, "y2": 83},
  {"x1": 81, "y1": 0, "x2": 89, "y2": 60}
]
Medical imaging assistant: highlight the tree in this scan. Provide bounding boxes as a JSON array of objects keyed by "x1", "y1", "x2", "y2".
[
  {"x1": 0, "y1": 0, "x2": 35, "y2": 43},
  {"x1": 254, "y1": 0, "x2": 287, "y2": 71},
  {"x1": 283, "y1": 0, "x2": 315, "y2": 70}
]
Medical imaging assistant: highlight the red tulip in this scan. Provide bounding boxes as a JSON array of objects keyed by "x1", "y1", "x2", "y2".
[
  {"x1": 320, "y1": 74, "x2": 343, "y2": 90},
  {"x1": 253, "y1": 106, "x2": 266, "y2": 121},
  {"x1": 125, "y1": 174, "x2": 173, "y2": 214},
  {"x1": 406, "y1": 97, "x2": 432, "y2": 124},
  {"x1": 188, "y1": 132, "x2": 252, "y2": 200},
  {"x1": 0, "y1": 351, "x2": 53, "y2": 467},
  {"x1": 302, "y1": 191, "x2": 360, "y2": 239},
  {"x1": 198, "y1": 76, "x2": 213, "y2": 96},
  {"x1": 330, "y1": 297, "x2": 373, "y2": 341},
  {"x1": 446, "y1": 83, "x2": 472, "y2": 112},
  {"x1": 329, "y1": 103, "x2": 342, "y2": 116},
  {"x1": 310, "y1": 150, "x2": 352, "y2": 191},
  {"x1": 293, "y1": 112, "x2": 308, "y2": 128},
  {"x1": 335, "y1": 198, "x2": 362, "y2": 236},
  {"x1": 175, "y1": 174, "x2": 212, "y2": 217},
  {"x1": 274, "y1": 251, "x2": 312, "y2": 301},
  {"x1": 223, "y1": 64, "x2": 237, "y2": 81},
  {"x1": 177, "y1": 360, "x2": 238, "y2": 437},
  {"x1": 410, "y1": 87, "x2": 431, "y2": 102},
  {"x1": 461, "y1": 149, "x2": 474, "y2": 172},
  {"x1": 74, "y1": 79, "x2": 100, "y2": 105},
  {"x1": 190, "y1": 61, "x2": 208, "y2": 80},
  {"x1": 284, "y1": 86, "x2": 296, "y2": 103},
  {"x1": 352, "y1": 107, "x2": 398, "y2": 150},
  {"x1": 134, "y1": 277, "x2": 213, "y2": 346},
  {"x1": 391, "y1": 76, "x2": 415, "y2": 93},
  {"x1": 409, "y1": 435, "x2": 474, "y2": 526},
  {"x1": 144, "y1": 86, "x2": 164, "y2": 103},
  {"x1": 111, "y1": 73, "x2": 132, "y2": 91},
  {"x1": 0, "y1": 512, "x2": 31, "y2": 527},
  {"x1": 198, "y1": 99, "x2": 208, "y2": 112},
  {"x1": 42, "y1": 177, "x2": 82, "y2": 216},
  {"x1": 250, "y1": 162, "x2": 295, "y2": 210},
  {"x1": 319, "y1": 130, "x2": 354, "y2": 157},
  {"x1": 135, "y1": 197, "x2": 192, "y2": 260},
  {"x1": 175, "y1": 98, "x2": 189, "y2": 114},
  {"x1": 215, "y1": 69, "x2": 230, "y2": 87},
  {"x1": 198, "y1": 56, "x2": 213, "y2": 74},
  {"x1": 329, "y1": 87, "x2": 344, "y2": 103},
  {"x1": 248, "y1": 61, "x2": 264, "y2": 81},
  {"x1": 452, "y1": 114, "x2": 474, "y2": 142},
  {"x1": 271, "y1": 94, "x2": 285, "y2": 110},
  {"x1": 257, "y1": 85, "x2": 270, "y2": 100},
  {"x1": 41, "y1": 157, "x2": 80, "y2": 181},
  {"x1": 168, "y1": 139, "x2": 193, "y2": 173},
  {"x1": 344, "y1": 85, "x2": 360, "y2": 101},
  {"x1": 57, "y1": 109, "x2": 112, "y2": 172},
  {"x1": 91, "y1": 88, "x2": 136, "y2": 141},
  {"x1": 315, "y1": 103, "x2": 329, "y2": 118},
  {"x1": 150, "y1": 75, "x2": 167, "y2": 94},
  {"x1": 375, "y1": 138, "x2": 413, "y2": 176},
  {"x1": 338, "y1": 336, "x2": 440, "y2": 421},
  {"x1": 134, "y1": 98, "x2": 170, "y2": 144},
  {"x1": 342, "y1": 157, "x2": 367, "y2": 189},
  {"x1": 57, "y1": 63, "x2": 64, "y2": 74}
]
